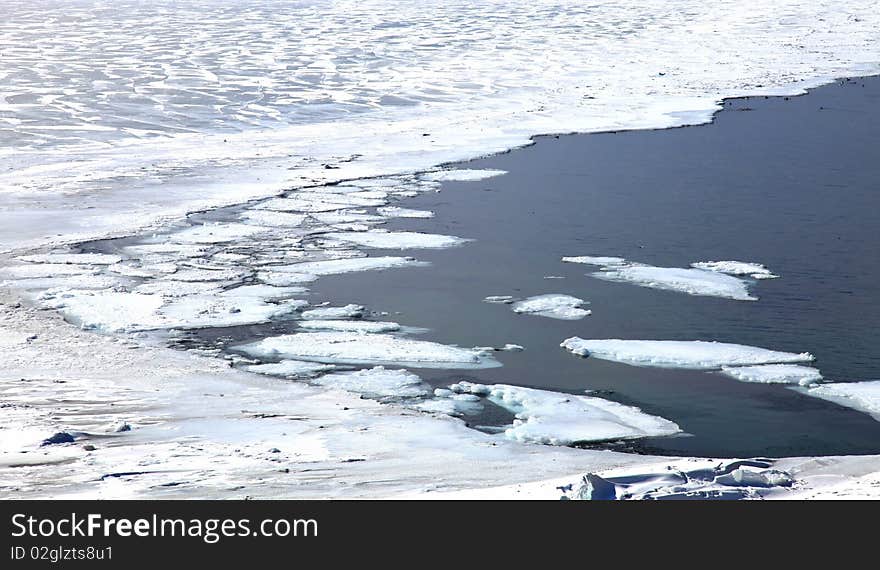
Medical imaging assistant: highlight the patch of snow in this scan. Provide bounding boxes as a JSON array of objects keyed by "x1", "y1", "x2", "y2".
[
  {"x1": 168, "y1": 223, "x2": 269, "y2": 244},
  {"x1": 243, "y1": 360, "x2": 336, "y2": 378},
  {"x1": 240, "y1": 210, "x2": 307, "y2": 227}
]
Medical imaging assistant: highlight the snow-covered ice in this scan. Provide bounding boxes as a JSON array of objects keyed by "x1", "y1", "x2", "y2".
[
  {"x1": 239, "y1": 332, "x2": 500, "y2": 369},
  {"x1": 450, "y1": 382, "x2": 681, "y2": 445},
  {"x1": 168, "y1": 223, "x2": 269, "y2": 244},
  {"x1": 562, "y1": 256, "x2": 628, "y2": 266},
  {"x1": 800, "y1": 381, "x2": 880, "y2": 421},
  {"x1": 239, "y1": 210, "x2": 307, "y2": 227},
  {"x1": 511, "y1": 294, "x2": 591, "y2": 320},
  {"x1": 323, "y1": 231, "x2": 469, "y2": 250},
  {"x1": 561, "y1": 338, "x2": 814, "y2": 370},
  {"x1": 720, "y1": 364, "x2": 822, "y2": 386},
  {"x1": 312, "y1": 366, "x2": 430, "y2": 398}
]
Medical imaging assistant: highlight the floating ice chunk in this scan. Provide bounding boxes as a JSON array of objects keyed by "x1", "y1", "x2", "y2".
[
  {"x1": 239, "y1": 332, "x2": 499, "y2": 369},
  {"x1": 377, "y1": 206, "x2": 435, "y2": 219},
  {"x1": 297, "y1": 191, "x2": 386, "y2": 207},
  {"x1": 691, "y1": 261, "x2": 779, "y2": 280},
  {"x1": 511, "y1": 294, "x2": 591, "y2": 320},
  {"x1": 453, "y1": 383, "x2": 680, "y2": 445},
  {"x1": 313, "y1": 366, "x2": 430, "y2": 398},
  {"x1": 720, "y1": 364, "x2": 822, "y2": 386},
  {"x1": 596, "y1": 265, "x2": 756, "y2": 300},
  {"x1": 323, "y1": 231, "x2": 469, "y2": 250},
  {"x1": 16, "y1": 253, "x2": 122, "y2": 265},
  {"x1": 257, "y1": 271, "x2": 319, "y2": 286},
  {"x1": 484, "y1": 295, "x2": 516, "y2": 304},
  {"x1": 298, "y1": 320, "x2": 401, "y2": 333},
  {"x1": 300, "y1": 304, "x2": 364, "y2": 320},
  {"x1": 244, "y1": 360, "x2": 336, "y2": 378},
  {"x1": 240, "y1": 210, "x2": 306, "y2": 227},
  {"x1": 561, "y1": 338, "x2": 814, "y2": 370},
  {"x1": 800, "y1": 381, "x2": 880, "y2": 421},
  {"x1": 421, "y1": 169, "x2": 506, "y2": 182},
  {"x1": 268, "y1": 256, "x2": 428, "y2": 276},
  {"x1": 562, "y1": 256, "x2": 628, "y2": 266},
  {"x1": 169, "y1": 223, "x2": 268, "y2": 244},
  {"x1": 1, "y1": 264, "x2": 99, "y2": 279}
]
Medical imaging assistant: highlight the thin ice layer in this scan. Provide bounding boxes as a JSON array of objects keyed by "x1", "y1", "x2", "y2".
[
  {"x1": 561, "y1": 338, "x2": 814, "y2": 370},
  {"x1": 451, "y1": 382, "x2": 681, "y2": 445},
  {"x1": 312, "y1": 366, "x2": 430, "y2": 398},
  {"x1": 800, "y1": 381, "x2": 880, "y2": 421},
  {"x1": 238, "y1": 332, "x2": 499, "y2": 369},
  {"x1": 720, "y1": 364, "x2": 822, "y2": 386},
  {"x1": 511, "y1": 294, "x2": 591, "y2": 320},
  {"x1": 15, "y1": 253, "x2": 123, "y2": 265},
  {"x1": 270, "y1": 256, "x2": 428, "y2": 276},
  {"x1": 376, "y1": 206, "x2": 434, "y2": 219}
]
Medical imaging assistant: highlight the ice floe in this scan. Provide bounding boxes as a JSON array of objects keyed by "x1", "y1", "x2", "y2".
[
  {"x1": 449, "y1": 382, "x2": 680, "y2": 445},
  {"x1": 800, "y1": 381, "x2": 880, "y2": 421},
  {"x1": 313, "y1": 366, "x2": 430, "y2": 398},
  {"x1": 298, "y1": 320, "x2": 401, "y2": 333},
  {"x1": 563, "y1": 255, "x2": 767, "y2": 300},
  {"x1": 691, "y1": 261, "x2": 779, "y2": 280},
  {"x1": 1, "y1": 264, "x2": 99, "y2": 279},
  {"x1": 720, "y1": 364, "x2": 822, "y2": 386},
  {"x1": 421, "y1": 169, "x2": 506, "y2": 182},
  {"x1": 323, "y1": 231, "x2": 469, "y2": 250},
  {"x1": 300, "y1": 304, "x2": 364, "y2": 320},
  {"x1": 268, "y1": 256, "x2": 429, "y2": 276},
  {"x1": 243, "y1": 360, "x2": 336, "y2": 378},
  {"x1": 239, "y1": 210, "x2": 307, "y2": 227},
  {"x1": 483, "y1": 295, "x2": 516, "y2": 304},
  {"x1": 511, "y1": 294, "x2": 591, "y2": 320},
  {"x1": 377, "y1": 206, "x2": 435, "y2": 219},
  {"x1": 561, "y1": 339, "x2": 814, "y2": 370},
  {"x1": 168, "y1": 223, "x2": 269, "y2": 244},
  {"x1": 239, "y1": 332, "x2": 499, "y2": 369}
]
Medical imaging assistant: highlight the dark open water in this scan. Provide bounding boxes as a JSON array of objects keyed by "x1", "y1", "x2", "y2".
[{"x1": 306, "y1": 77, "x2": 880, "y2": 457}]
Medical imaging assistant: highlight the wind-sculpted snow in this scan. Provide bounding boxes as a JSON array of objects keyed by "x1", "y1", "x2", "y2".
[{"x1": 3, "y1": 0, "x2": 879, "y2": 250}]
